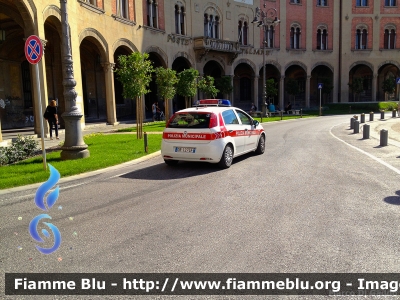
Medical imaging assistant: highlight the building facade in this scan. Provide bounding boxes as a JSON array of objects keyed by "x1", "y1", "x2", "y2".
[{"x1": 0, "y1": 0, "x2": 399, "y2": 139}]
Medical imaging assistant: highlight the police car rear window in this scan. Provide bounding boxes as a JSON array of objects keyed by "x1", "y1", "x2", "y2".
[{"x1": 167, "y1": 113, "x2": 211, "y2": 129}]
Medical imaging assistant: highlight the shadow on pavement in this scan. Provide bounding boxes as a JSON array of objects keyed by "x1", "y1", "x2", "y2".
[
  {"x1": 120, "y1": 152, "x2": 254, "y2": 181},
  {"x1": 383, "y1": 191, "x2": 400, "y2": 205}
]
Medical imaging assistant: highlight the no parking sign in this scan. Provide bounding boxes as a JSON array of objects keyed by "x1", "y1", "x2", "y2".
[
  {"x1": 25, "y1": 35, "x2": 47, "y2": 169},
  {"x1": 25, "y1": 35, "x2": 43, "y2": 65}
]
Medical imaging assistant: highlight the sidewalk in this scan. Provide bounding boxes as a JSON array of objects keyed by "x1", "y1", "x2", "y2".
[
  {"x1": 0, "y1": 120, "x2": 149, "y2": 150},
  {"x1": 353, "y1": 112, "x2": 400, "y2": 148}
]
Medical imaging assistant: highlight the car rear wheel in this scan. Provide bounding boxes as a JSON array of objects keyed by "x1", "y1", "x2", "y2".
[
  {"x1": 218, "y1": 144, "x2": 233, "y2": 169},
  {"x1": 164, "y1": 159, "x2": 179, "y2": 166},
  {"x1": 255, "y1": 134, "x2": 265, "y2": 155}
]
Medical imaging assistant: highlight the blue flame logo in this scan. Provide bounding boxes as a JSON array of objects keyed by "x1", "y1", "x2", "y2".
[{"x1": 29, "y1": 164, "x2": 61, "y2": 254}]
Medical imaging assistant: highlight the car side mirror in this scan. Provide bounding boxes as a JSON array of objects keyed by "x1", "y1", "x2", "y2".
[{"x1": 252, "y1": 120, "x2": 259, "y2": 127}]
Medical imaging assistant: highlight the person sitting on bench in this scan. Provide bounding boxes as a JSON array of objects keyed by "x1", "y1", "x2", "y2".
[{"x1": 269, "y1": 103, "x2": 276, "y2": 113}]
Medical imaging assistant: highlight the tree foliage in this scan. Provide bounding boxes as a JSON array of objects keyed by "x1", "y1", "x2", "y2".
[
  {"x1": 215, "y1": 76, "x2": 233, "y2": 97},
  {"x1": 198, "y1": 76, "x2": 219, "y2": 98},
  {"x1": 155, "y1": 67, "x2": 178, "y2": 100},
  {"x1": 176, "y1": 68, "x2": 199, "y2": 98},
  {"x1": 155, "y1": 67, "x2": 178, "y2": 120},
  {"x1": 265, "y1": 78, "x2": 278, "y2": 100},
  {"x1": 382, "y1": 75, "x2": 396, "y2": 95},
  {"x1": 114, "y1": 52, "x2": 154, "y2": 99},
  {"x1": 114, "y1": 52, "x2": 154, "y2": 139}
]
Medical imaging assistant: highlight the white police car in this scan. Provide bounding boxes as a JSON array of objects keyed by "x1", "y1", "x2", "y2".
[{"x1": 161, "y1": 99, "x2": 265, "y2": 168}]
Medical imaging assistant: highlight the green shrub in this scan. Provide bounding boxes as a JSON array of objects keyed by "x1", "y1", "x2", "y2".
[
  {"x1": 324, "y1": 102, "x2": 399, "y2": 114},
  {"x1": 0, "y1": 135, "x2": 39, "y2": 166}
]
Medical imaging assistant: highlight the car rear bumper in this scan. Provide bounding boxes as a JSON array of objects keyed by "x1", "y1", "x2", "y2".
[{"x1": 161, "y1": 140, "x2": 225, "y2": 162}]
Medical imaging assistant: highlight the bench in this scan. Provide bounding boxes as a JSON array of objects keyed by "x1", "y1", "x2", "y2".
[
  {"x1": 268, "y1": 111, "x2": 282, "y2": 117},
  {"x1": 287, "y1": 109, "x2": 300, "y2": 115},
  {"x1": 250, "y1": 111, "x2": 263, "y2": 118}
]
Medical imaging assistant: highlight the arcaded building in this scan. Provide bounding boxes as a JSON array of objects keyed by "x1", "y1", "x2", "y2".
[{"x1": 0, "y1": 0, "x2": 399, "y2": 139}]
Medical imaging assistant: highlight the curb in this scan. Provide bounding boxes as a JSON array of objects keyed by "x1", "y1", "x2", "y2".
[{"x1": 0, "y1": 150, "x2": 161, "y2": 195}]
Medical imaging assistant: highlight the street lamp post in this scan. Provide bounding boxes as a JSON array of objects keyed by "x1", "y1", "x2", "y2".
[
  {"x1": 59, "y1": 0, "x2": 89, "y2": 160},
  {"x1": 252, "y1": 5, "x2": 280, "y2": 120}
]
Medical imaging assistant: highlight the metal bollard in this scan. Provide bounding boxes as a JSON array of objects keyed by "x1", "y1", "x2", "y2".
[
  {"x1": 369, "y1": 112, "x2": 374, "y2": 121},
  {"x1": 380, "y1": 111, "x2": 385, "y2": 119},
  {"x1": 363, "y1": 124, "x2": 370, "y2": 139},
  {"x1": 360, "y1": 113, "x2": 365, "y2": 123},
  {"x1": 380, "y1": 129, "x2": 388, "y2": 146},
  {"x1": 353, "y1": 120, "x2": 360, "y2": 134},
  {"x1": 144, "y1": 132, "x2": 148, "y2": 153},
  {"x1": 350, "y1": 117, "x2": 355, "y2": 129},
  {"x1": 300, "y1": 109, "x2": 302, "y2": 118},
  {"x1": 392, "y1": 110, "x2": 397, "y2": 118}
]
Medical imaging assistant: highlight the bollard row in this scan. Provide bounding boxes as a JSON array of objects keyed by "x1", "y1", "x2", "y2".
[{"x1": 349, "y1": 115, "x2": 389, "y2": 146}]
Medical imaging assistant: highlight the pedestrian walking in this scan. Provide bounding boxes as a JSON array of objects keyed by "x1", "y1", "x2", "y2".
[{"x1": 44, "y1": 100, "x2": 59, "y2": 140}]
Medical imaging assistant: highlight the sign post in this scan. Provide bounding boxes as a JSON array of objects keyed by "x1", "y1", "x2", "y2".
[
  {"x1": 318, "y1": 83, "x2": 323, "y2": 116},
  {"x1": 25, "y1": 35, "x2": 46, "y2": 170}
]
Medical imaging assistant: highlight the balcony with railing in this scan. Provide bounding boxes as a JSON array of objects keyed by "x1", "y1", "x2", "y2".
[{"x1": 193, "y1": 36, "x2": 241, "y2": 64}]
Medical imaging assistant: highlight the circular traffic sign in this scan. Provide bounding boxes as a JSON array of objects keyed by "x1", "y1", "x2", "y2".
[{"x1": 25, "y1": 35, "x2": 43, "y2": 64}]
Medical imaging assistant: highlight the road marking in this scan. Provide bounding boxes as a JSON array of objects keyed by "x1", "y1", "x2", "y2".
[{"x1": 329, "y1": 124, "x2": 400, "y2": 175}]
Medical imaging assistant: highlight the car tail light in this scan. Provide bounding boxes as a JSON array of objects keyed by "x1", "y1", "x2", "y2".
[{"x1": 209, "y1": 113, "x2": 218, "y2": 128}]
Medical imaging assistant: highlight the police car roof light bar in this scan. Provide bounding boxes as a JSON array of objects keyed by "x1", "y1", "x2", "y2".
[{"x1": 195, "y1": 99, "x2": 231, "y2": 107}]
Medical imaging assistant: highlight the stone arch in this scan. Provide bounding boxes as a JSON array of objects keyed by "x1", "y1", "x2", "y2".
[
  {"x1": 317, "y1": 23, "x2": 328, "y2": 31},
  {"x1": 144, "y1": 46, "x2": 168, "y2": 66},
  {"x1": 233, "y1": 58, "x2": 256, "y2": 74},
  {"x1": 17, "y1": 0, "x2": 36, "y2": 34},
  {"x1": 285, "y1": 61, "x2": 307, "y2": 73},
  {"x1": 0, "y1": 2, "x2": 29, "y2": 32},
  {"x1": 378, "y1": 60, "x2": 400, "y2": 70},
  {"x1": 355, "y1": 23, "x2": 369, "y2": 32},
  {"x1": 238, "y1": 13, "x2": 249, "y2": 23},
  {"x1": 112, "y1": 38, "x2": 138, "y2": 54},
  {"x1": 43, "y1": 5, "x2": 61, "y2": 22},
  {"x1": 172, "y1": 51, "x2": 194, "y2": 67},
  {"x1": 312, "y1": 62, "x2": 334, "y2": 73},
  {"x1": 290, "y1": 22, "x2": 302, "y2": 30},
  {"x1": 349, "y1": 61, "x2": 374, "y2": 73},
  {"x1": 383, "y1": 23, "x2": 396, "y2": 31},
  {"x1": 264, "y1": 60, "x2": 282, "y2": 74},
  {"x1": 78, "y1": 28, "x2": 108, "y2": 59},
  {"x1": 203, "y1": 3, "x2": 223, "y2": 19}
]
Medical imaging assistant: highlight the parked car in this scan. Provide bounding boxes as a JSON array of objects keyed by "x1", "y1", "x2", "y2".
[{"x1": 161, "y1": 99, "x2": 265, "y2": 168}]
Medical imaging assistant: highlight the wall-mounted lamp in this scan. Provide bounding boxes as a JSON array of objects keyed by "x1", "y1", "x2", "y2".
[{"x1": 0, "y1": 29, "x2": 6, "y2": 43}]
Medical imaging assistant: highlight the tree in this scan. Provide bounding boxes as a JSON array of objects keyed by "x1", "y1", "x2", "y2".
[
  {"x1": 215, "y1": 76, "x2": 233, "y2": 99},
  {"x1": 348, "y1": 77, "x2": 364, "y2": 102},
  {"x1": 176, "y1": 68, "x2": 199, "y2": 108},
  {"x1": 382, "y1": 75, "x2": 396, "y2": 101},
  {"x1": 198, "y1": 76, "x2": 219, "y2": 98},
  {"x1": 285, "y1": 78, "x2": 300, "y2": 108},
  {"x1": 115, "y1": 52, "x2": 154, "y2": 139},
  {"x1": 265, "y1": 78, "x2": 278, "y2": 104},
  {"x1": 155, "y1": 67, "x2": 178, "y2": 121}
]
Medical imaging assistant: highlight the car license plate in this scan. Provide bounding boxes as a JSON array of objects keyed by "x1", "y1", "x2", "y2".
[{"x1": 175, "y1": 147, "x2": 196, "y2": 153}]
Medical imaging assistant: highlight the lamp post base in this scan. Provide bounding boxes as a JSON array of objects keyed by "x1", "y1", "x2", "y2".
[
  {"x1": 60, "y1": 149, "x2": 90, "y2": 160},
  {"x1": 60, "y1": 113, "x2": 90, "y2": 160}
]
